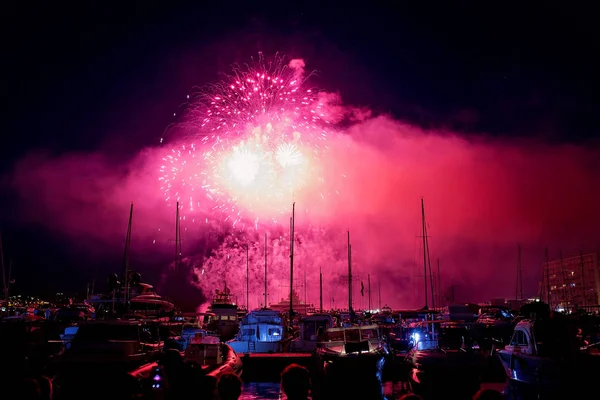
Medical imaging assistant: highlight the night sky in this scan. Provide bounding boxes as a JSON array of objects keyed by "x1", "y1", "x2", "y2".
[{"x1": 1, "y1": 1, "x2": 599, "y2": 303}]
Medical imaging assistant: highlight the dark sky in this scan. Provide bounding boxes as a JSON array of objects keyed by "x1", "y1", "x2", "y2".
[{"x1": 1, "y1": 1, "x2": 599, "y2": 298}]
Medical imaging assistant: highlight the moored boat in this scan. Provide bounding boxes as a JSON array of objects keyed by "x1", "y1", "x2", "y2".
[
  {"x1": 227, "y1": 308, "x2": 286, "y2": 354},
  {"x1": 497, "y1": 317, "x2": 600, "y2": 399},
  {"x1": 290, "y1": 313, "x2": 334, "y2": 353},
  {"x1": 405, "y1": 321, "x2": 487, "y2": 399},
  {"x1": 130, "y1": 334, "x2": 242, "y2": 383},
  {"x1": 55, "y1": 319, "x2": 163, "y2": 376},
  {"x1": 207, "y1": 285, "x2": 240, "y2": 341},
  {"x1": 316, "y1": 324, "x2": 388, "y2": 377}
]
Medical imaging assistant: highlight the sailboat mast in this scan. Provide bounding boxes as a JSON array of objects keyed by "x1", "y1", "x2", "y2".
[
  {"x1": 304, "y1": 270, "x2": 307, "y2": 315},
  {"x1": 378, "y1": 281, "x2": 381, "y2": 310},
  {"x1": 264, "y1": 233, "x2": 267, "y2": 308},
  {"x1": 348, "y1": 231, "x2": 353, "y2": 316},
  {"x1": 289, "y1": 203, "x2": 295, "y2": 316},
  {"x1": 7, "y1": 260, "x2": 12, "y2": 300},
  {"x1": 368, "y1": 273, "x2": 371, "y2": 311},
  {"x1": 516, "y1": 244, "x2": 523, "y2": 301},
  {"x1": 121, "y1": 203, "x2": 133, "y2": 306},
  {"x1": 0, "y1": 232, "x2": 7, "y2": 301},
  {"x1": 425, "y1": 221, "x2": 435, "y2": 310},
  {"x1": 319, "y1": 266, "x2": 323, "y2": 313},
  {"x1": 246, "y1": 244, "x2": 249, "y2": 310},
  {"x1": 421, "y1": 198, "x2": 428, "y2": 309},
  {"x1": 545, "y1": 247, "x2": 551, "y2": 307},
  {"x1": 175, "y1": 202, "x2": 181, "y2": 270},
  {"x1": 437, "y1": 258, "x2": 441, "y2": 308}
]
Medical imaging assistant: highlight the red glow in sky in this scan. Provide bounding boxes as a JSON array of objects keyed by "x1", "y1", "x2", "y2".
[{"x1": 8, "y1": 56, "x2": 600, "y2": 309}]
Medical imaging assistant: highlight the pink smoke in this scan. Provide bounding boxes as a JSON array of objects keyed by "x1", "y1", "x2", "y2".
[{"x1": 8, "y1": 104, "x2": 600, "y2": 310}]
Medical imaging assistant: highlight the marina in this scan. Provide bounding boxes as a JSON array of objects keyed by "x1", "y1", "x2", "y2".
[
  {"x1": 1, "y1": 200, "x2": 600, "y2": 399},
  {"x1": 3, "y1": 5, "x2": 600, "y2": 400}
]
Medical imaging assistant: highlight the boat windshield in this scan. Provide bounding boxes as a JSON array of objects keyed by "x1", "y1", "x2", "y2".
[
  {"x1": 327, "y1": 330, "x2": 345, "y2": 341},
  {"x1": 345, "y1": 328, "x2": 360, "y2": 342},
  {"x1": 303, "y1": 320, "x2": 330, "y2": 340}
]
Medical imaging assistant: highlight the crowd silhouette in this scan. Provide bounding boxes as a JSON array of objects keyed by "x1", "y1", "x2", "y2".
[{"x1": 2, "y1": 350, "x2": 505, "y2": 400}]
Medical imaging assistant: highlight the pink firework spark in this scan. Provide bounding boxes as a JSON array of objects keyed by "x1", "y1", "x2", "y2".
[{"x1": 159, "y1": 53, "x2": 336, "y2": 229}]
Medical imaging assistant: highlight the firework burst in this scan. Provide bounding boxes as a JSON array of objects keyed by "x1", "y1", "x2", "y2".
[{"x1": 159, "y1": 53, "x2": 337, "y2": 229}]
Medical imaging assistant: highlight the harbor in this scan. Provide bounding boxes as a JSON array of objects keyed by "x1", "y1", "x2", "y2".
[
  {"x1": 1, "y1": 201, "x2": 599, "y2": 399},
  {"x1": 3, "y1": 4, "x2": 600, "y2": 399}
]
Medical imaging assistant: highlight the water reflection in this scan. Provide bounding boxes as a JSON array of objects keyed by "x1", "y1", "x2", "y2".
[
  {"x1": 240, "y1": 382, "x2": 282, "y2": 400},
  {"x1": 241, "y1": 381, "x2": 407, "y2": 399}
]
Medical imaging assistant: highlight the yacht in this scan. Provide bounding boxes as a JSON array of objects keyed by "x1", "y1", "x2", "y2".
[
  {"x1": 207, "y1": 285, "x2": 240, "y2": 341},
  {"x1": 316, "y1": 324, "x2": 388, "y2": 377},
  {"x1": 131, "y1": 333, "x2": 242, "y2": 385},
  {"x1": 227, "y1": 308, "x2": 286, "y2": 353},
  {"x1": 59, "y1": 320, "x2": 162, "y2": 369}
]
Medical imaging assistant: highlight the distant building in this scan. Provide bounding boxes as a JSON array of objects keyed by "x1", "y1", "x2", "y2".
[{"x1": 540, "y1": 252, "x2": 600, "y2": 311}]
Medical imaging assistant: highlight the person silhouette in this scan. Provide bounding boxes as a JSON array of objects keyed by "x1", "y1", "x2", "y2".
[{"x1": 280, "y1": 364, "x2": 311, "y2": 400}]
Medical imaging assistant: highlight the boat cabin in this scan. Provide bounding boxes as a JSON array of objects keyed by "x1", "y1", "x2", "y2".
[
  {"x1": 184, "y1": 334, "x2": 223, "y2": 366},
  {"x1": 237, "y1": 309, "x2": 284, "y2": 342},
  {"x1": 322, "y1": 324, "x2": 382, "y2": 355},
  {"x1": 290, "y1": 314, "x2": 334, "y2": 352}
]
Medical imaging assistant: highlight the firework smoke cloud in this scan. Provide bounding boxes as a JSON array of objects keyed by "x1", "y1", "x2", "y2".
[{"x1": 8, "y1": 53, "x2": 600, "y2": 309}]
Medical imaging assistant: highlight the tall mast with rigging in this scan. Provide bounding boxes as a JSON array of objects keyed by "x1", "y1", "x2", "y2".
[
  {"x1": 264, "y1": 233, "x2": 267, "y2": 309},
  {"x1": 246, "y1": 244, "x2": 249, "y2": 310},
  {"x1": 121, "y1": 203, "x2": 133, "y2": 307},
  {"x1": 516, "y1": 244, "x2": 523, "y2": 301},
  {"x1": 319, "y1": 266, "x2": 323, "y2": 313},
  {"x1": 545, "y1": 247, "x2": 551, "y2": 307},
  {"x1": 289, "y1": 203, "x2": 295, "y2": 316},
  {"x1": 368, "y1": 273, "x2": 372, "y2": 311},
  {"x1": 348, "y1": 231, "x2": 353, "y2": 317},
  {"x1": 304, "y1": 270, "x2": 307, "y2": 315},
  {"x1": 421, "y1": 198, "x2": 429, "y2": 309},
  {"x1": 175, "y1": 201, "x2": 182, "y2": 270},
  {"x1": 0, "y1": 232, "x2": 7, "y2": 301}
]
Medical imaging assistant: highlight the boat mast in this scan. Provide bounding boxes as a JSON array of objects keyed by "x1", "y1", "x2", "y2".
[
  {"x1": 121, "y1": 203, "x2": 133, "y2": 307},
  {"x1": 437, "y1": 258, "x2": 441, "y2": 309},
  {"x1": 580, "y1": 251, "x2": 587, "y2": 308},
  {"x1": 0, "y1": 232, "x2": 7, "y2": 301},
  {"x1": 368, "y1": 273, "x2": 371, "y2": 311},
  {"x1": 348, "y1": 231, "x2": 353, "y2": 317},
  {"x1": 289, "y1": 202, "x2": 295, "y2": 316},
  {"x1": 378, "y1": 281, "x2": 381, "y2": 310},
  {"x1": 304, "y1": 270, "x2": 307, "y2": 315},
  {"x1": 175, "y1": 201, "x2": 182, "y2": 270},
  {"x1": 319, "y1": 266, "x2": 323, "y2": 313},
  {"x1": 264, "y1": 233, "x2": 267, "y2": 308},
  {"x1": 545, "y1": 247, "x2": 551, "y2": 307},
  {"x1": 516, "y1": 244, "x2": 523, "y2": 301},
  {"x1": 7, "y1": 260, "x2": 12, "y2": 300},
  {"x1": 246, "y1": 244, "x2": 249, "y2": 310},
  {"x1": 421, "y1": 198, "x2": 428, "y2": 309}
]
